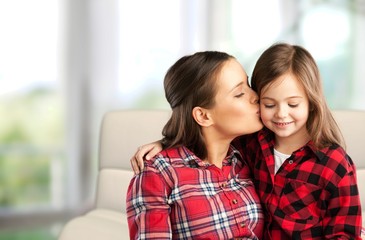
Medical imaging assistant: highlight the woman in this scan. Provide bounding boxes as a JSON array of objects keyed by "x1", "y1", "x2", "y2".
[{"x1": 126, "y1": 51, "x2": 264, "y2": 239}]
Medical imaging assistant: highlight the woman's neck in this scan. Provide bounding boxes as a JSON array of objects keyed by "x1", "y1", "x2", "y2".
[{"x1": 204, "y1": 137, "x2": 232, "y2": 169}]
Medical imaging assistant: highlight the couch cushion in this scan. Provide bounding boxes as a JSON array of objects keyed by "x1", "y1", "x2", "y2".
[
  {"x1": 356, "y1": 168, "x2": 365, "y2": 226},
  {"x1": 86, "y1": 208, "x2": 127, "y2": 224},
  {"x1": 96, "y1": 168, "x2": 134, "y2": 212},
  {"x1": 332, "y1": 110, "x2": 365, "y2": 169},
  {"x1": 99, "y1": 110, "x2": 170, "y2": 170},
  {"x1": 59, "y1": 209, "x2": 128, "y2": 240}
]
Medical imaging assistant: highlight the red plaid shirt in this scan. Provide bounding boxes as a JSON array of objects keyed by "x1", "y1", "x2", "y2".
[
  {"x1": 126, "y1": 146, "x2": 264, "y2": 239},
  {"x1": 233, "y1": 128, "x2": 362, "y2": 239}
]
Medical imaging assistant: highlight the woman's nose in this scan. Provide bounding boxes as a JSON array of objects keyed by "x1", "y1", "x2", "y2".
[{"x1": 249, "y1": 89, "x2": 259, "y2": 104}]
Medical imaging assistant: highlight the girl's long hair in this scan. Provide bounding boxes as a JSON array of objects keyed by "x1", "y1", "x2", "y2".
[{"x1": 251, "y1": 43, "x2": 345, "y2": 149}]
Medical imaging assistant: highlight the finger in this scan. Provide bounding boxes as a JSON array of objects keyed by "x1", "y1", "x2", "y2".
[
  {"x1": 130, "y1": 157, "x2": 138, "y2": 174},
  {"x1": 130, "y1": 156, "x2": 140, "y2": 174},
  {"x1": 145, "y1": 146, "x2": 161, "y2": 160},
  {"x1": 135, "y1": 145, "x2": 150, "y2": 161}
]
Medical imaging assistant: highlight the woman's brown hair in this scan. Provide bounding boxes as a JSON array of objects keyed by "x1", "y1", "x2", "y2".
[
  {"x1": 162, "y1": 51, "x2": 234, "y2": 159},
  {"x1": 251, "y1": 43, "x2": 345, "y2": 149}
]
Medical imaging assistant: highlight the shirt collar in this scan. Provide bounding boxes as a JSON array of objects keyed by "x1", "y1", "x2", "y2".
[
  {"x1": 179, "y1": 145, "x2": 242, "y2": 168},
  {"x1": 305, "y1": 141, "x2": 336, "y2": 162},
  {"x1": 258, "y1": 127, "x2": 330, "y2": 162}
]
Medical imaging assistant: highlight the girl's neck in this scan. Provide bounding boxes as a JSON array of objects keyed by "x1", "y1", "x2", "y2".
[{"x1": 274, "y1": 132, "x2": 311, "y2": 155}]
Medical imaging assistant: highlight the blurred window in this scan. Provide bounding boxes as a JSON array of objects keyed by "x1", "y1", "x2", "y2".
[
  {"x1": 0, "y1": 0, "x2": 64, "y2": 211},
  {"x1": 0, "y1": 1, "x2": 65, "y2": 239},
  {"x1": 116, "y1": 0, "x2": 365, "y2": 111}
]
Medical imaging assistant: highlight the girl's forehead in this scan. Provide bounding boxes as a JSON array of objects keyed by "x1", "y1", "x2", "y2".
[{"x1": 261, "y1": 73, "x2": 304, "y2": 96}]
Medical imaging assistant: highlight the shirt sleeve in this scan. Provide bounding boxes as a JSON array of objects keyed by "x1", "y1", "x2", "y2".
[
  {"x1": 232, "y1": 133, "x2": 259, "y2": 171},
  {"x1": 322, "y1": 154, "x2": 362, "y2": 239},
  {"x1": 126, "y1": 166, "x2": 172, "y2": 239}
]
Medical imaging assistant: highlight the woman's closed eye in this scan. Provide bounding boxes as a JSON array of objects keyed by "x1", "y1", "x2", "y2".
[{"x1": 235, "y1": 93, "x2": 245, "y2": 98}]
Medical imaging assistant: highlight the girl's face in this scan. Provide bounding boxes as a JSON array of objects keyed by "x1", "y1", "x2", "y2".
[
  {"x1": 209, "y1": 59, "x2": 263, "y2": 139},
  {"x1": 260, "y1": 72, "x2": 310, "y2": 144}
]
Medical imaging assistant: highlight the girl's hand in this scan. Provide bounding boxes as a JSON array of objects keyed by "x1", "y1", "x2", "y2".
[{"x1": 130, "y1": 140, "x2": 163, "y2": 174}]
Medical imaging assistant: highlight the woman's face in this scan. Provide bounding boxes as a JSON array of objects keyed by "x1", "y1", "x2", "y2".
[{"x1": 209, "y1": 59, "x2": 263, "y2": 139}]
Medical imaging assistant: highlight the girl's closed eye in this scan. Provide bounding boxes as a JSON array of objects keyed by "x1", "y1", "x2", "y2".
[
  {"x1": 264, "y1": 104, "x2": 275, "y2": 108},
  {"x1": 288, "y1": 103, "x2": 299, "y2": 108}
]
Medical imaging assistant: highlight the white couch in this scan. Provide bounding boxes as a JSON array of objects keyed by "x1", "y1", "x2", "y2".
[
  {"x1": 58, "y1": 110, "x2": 171, "y2": 239},
  {"x1": 58, "y1": 109, "x2": 365, "y2": 239}
]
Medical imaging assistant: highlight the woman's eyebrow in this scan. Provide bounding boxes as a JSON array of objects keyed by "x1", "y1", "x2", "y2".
[{"x1": 229, "y1": 82, "x2": 243, "y2": 92}]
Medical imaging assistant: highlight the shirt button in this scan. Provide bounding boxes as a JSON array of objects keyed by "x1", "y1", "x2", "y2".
[
  {"x1": 221, "y1": 183, "x2": 227, "y2": 187},
  {"x1": 232, "y1": 199, "x2": 238, "y2": 204},
  {"x1": 240, "y1": 222, "x2": 246, "y2": 228},
  {"x1": 288, "y1": 160, "x2": 293, "y2": 164}
]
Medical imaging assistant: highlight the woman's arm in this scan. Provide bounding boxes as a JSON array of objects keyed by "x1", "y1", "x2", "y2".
[{"x1": 126, "y1": 166, "x2": 171, "y2": 239}]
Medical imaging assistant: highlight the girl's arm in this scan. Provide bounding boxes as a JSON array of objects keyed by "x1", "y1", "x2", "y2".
[
  {"x1": 130, "y1": 140, "x2": 163, "y2": 174},
  {"x1": 323, "y1": 155, "x2": 362, "y2": 239}
]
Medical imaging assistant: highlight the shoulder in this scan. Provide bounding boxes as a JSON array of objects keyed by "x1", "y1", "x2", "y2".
[
  {"x1": 145, "y1": 146, "x2": 191, "y2": 171},
  {"x1": 317, "y1": 144, "x2": 352, "y2": 165},
  {"x1": 315, "y1": 144, "x2": 355, "y2": 178}
]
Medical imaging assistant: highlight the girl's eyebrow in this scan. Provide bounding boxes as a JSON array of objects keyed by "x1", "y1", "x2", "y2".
[{"x1": 261, "y1": 96, "x2": 303, "y2": 100}]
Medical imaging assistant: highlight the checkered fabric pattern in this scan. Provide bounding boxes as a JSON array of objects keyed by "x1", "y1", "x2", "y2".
[
  {"x1": 233, "y1": 128, "x2": 362, "y2": 239},
  {"x1": 126, "y1": 146, "x2": 264, "y2": 239}
]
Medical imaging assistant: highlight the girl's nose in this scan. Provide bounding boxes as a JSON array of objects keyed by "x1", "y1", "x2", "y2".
[{"x1": 276, "y1": 106, "x2": 288, "y2": 118}]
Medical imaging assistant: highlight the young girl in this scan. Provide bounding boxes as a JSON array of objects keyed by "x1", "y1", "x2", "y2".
[
  {"x1": 242, "y1": 43, "x2": 362, "y2": 239},
  {"x1": 131, "y1": 43, "x2": 362, "y2": 239}
]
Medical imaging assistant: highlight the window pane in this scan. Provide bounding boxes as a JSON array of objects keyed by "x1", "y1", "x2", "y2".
[
  {"x1": 118, "y1": 0, "x2": 182, "y2": 109},
  {"x1": 0, "y1": 0, "x2": 65, "y2": 211},
  {"x1": 228, "y1": 0, "x2": 365, "y2": 110}
]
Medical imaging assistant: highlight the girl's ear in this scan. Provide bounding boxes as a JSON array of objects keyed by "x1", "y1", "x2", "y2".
[{"x1": 192, "y1": 106, "x2": 213, "y2": 127}]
